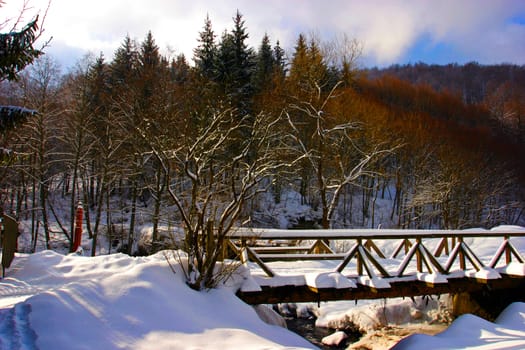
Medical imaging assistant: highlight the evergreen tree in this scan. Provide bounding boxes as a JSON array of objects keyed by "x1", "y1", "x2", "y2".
[
  {"x1": 288, "y1": 34, "x2": 309, "y2": 93},
  {"x1": 216, "y1": 30, "x2": 236, "y2": 96},
  {"x1": 231, "y1": 10, "x2": 255, "y2": 111},
  {"x1": 273, "y1": 40, "x2": 287, "y2": 77},
  {"x1": 110, "y1": 35, "x2": 138, "y2": 88},
  {"x1": 307, "y1": 36, "x2": 327, "y2": 87},
  {"x1": 0, "y1": 7, "x2": 45, "y2": 154},
  {"x1": 288, "y1": 33, "x2": 329, "y2": 97},
  {"x1": 0, "y1": 16, "x2": 42, "y2": 81},
  {"x1": 139, "y1": 31, "x2": 161, "y2": 71},
  {"x1": 86, "y1": 54, "x2": 111, "y2": 116},
  {"x1": 193, "y1": 14, "x2": 217, "y2": 81},
  {"x1": 215, "y1": 10, "x2": 255, "y2": 114},
  {"x1": 138, "y1": 31, "x2": 162, "y2": 102},
  {"x1": 252, "y1": 33, "x2": 275, "y2": 92},
  {"x1": 170, "y1": 53, "x2": 190, "y2": 84}
]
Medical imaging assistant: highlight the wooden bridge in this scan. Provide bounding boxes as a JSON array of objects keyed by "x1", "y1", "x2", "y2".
[{"x1": 225, "y1": 228, "x2": 525, "y2": 304}]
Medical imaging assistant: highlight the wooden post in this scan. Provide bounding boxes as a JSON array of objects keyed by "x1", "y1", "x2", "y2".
[
  {"x1": 415, "y1": 237, "x2": 422, "y2": 273},
  {"x1": 240, "y1": 239, "x2": 248, "y2": 265},
  {"x1": 434, "y1": 237, "x2": 449, "y2": 257},
  {"x1": 72, "y1": 202, "x2": 83, "y2": 252},
  {"x1": 1, "y1": 214, "x2": 19, "y2": 277},
  {"x1": 458, "y1": 236, "x2": 466, "y2": 270},
  {"x1": 356, "y1": 238, "x2": 363, "y2": 276},
  {"x1": 504, "y1": 235, "x2": 511, "y2": 264}
]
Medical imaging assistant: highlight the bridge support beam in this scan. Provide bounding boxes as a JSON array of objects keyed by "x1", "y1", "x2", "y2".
[{"x1": 236, "y1": 274, "x2": 525, "y2": 305}]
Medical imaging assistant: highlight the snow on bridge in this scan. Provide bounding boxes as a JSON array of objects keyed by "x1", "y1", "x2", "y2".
[{"x1": 226, "y1": 226, "x2": 525, "y2": 304}]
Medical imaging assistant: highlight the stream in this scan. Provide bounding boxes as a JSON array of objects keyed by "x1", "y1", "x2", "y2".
[{"x1": 284, "y1": 315, "x2": 361, "y2": 349}]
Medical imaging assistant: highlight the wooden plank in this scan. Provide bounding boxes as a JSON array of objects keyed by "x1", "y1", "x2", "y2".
[
  {"x1": 489, "y1": 238, "x2": 525, "y2": 267},
  {"x1": 434, "y1": 237, "x2": 450, "y2": 257},
  {"x1": 507, "y1": 241, "x2": 525, "y2": 263},
  {"x1": 445, "y1": 241, "x2": 484, "y2": 272},
  {"x1": 335, "y1": 243, "x2": 359, "y2": 273},
  {"x1": 245, "y1": 247, "x2": 275, "y2": 277},
  {"x1": 391, "y1": 239, "x2": 412, "y2": 258},
  {"x1": 357, "y1": 245, "x2": 375, "y2": 278},
  {"x1": 358, "y1": 244, "x2": 390, "y2": 277},
  {"x1": 364, "y1": 239, "x2": 386, "y2": 258},
  {"x1": 461, "y1": 242, "x2": 485, "y2": 271},
  {"x1": 252, "y1": 246, "x2": 310, "y2": 254},
  {"x1": 257, "y1": 253, "x2": 348, "y2": 261},
  {"x1": 308, "y1": 239, "x2": 335, "y2": 254},
  {"x1": 445, "y1": 241, "x2": 463, "y2": 272},
  {"x1": 396, "y1": 242, "x2": 420, "y2": 277},
  {"x1": 228, "y1": 228, "x2": 525, "y2": 241},
  {"x1": 419, "y1": 243, "x2": 446, "y2": 274}
]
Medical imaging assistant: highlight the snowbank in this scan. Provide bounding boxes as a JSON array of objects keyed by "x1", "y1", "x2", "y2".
[
  {"x1": 0, "y1": 251, "x2": 314, "y2": 350},
  {"x1": 391, "y1": 302, "x2": 525, "y2": 350}
]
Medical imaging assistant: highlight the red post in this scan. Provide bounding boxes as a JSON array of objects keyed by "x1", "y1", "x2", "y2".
[{"x1": 73, "y1": 202, "x2": 83, "y2": 252}]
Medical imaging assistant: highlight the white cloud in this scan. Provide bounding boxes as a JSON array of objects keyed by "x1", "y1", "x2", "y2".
[{"x1": 15, "y1": 0, "x2": 525, "y2": 68}]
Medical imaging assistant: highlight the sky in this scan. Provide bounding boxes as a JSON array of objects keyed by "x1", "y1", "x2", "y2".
[{"x1": 2, "y1": 0, "x2": 525, "y2": 71}]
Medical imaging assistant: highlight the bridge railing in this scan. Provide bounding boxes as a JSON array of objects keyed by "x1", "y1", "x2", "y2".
[{"x1": 226, "y1": 228, "x2": 525, "y2": 280}]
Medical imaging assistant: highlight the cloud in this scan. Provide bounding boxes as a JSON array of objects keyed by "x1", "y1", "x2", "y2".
[{"x1": 18, "y1": 0, "x2": 525, "y2": 69}]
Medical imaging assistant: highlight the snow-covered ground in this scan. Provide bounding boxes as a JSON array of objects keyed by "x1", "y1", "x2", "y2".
[
  {"x1": 2, "y1": 185, "x2": 525, "y2": 350},
  {"x1": 392, "y1": 302, "x2": 525, "y2": 350},
  {"x1": 0, "y1": 250, "x2": 314, "y2": 350},
  {"x1": 1, "y1": 240, "x2": 525, "y2": 349}
]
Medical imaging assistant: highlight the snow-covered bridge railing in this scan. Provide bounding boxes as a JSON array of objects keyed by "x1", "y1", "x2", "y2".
[
  {"x1": 226, "y1": 227, "x2": 525, "y2": 280},
  {"x1": 227, "y1": 228, "x2": 525, "y2": 304}
]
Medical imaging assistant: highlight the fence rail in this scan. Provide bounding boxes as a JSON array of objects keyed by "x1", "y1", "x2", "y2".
[{"x1": 226, "y1": 228, "x2": 525, "y2": 279}]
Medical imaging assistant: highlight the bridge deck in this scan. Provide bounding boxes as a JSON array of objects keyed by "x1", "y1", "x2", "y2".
[{"x1": 226, "y1": 228, "x2": 525, "y2": 304}]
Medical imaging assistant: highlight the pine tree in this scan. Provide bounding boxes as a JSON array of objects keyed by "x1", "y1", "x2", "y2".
[
  {"x1": 307, "y1": 36, "x2": 327, "y2": 88},
  {"x1": 86, "y1": 54, "x2": 110, "y2": 117},
  {"x1": 138, "y1": 31, "x2": 162, "y2": 102},
  {"x1": 231, "y1": 10, "x2": 254, "y2": 94},
  {"x1": 252, "y1": 33, "x2": 275, "y2": 92},
  {"x1": 0, "y1": 16, "x2": 43, "y2": 81},
  {"x1": 170, "y1": 53, "x2": 190, "y2": 84},
  {"x1": 216, "y1": 10, "x2": 255, "y2": 114},
  {"x1": 216, "y1": 30, "x2": 236, "y2": 96},
  {"x1": 193, "y1": 14, "x2": 217, "y2": 81},
  {"x1": 110, "y1": 35, "x2": 138, "y2": 88},
  {"x1": 1, "y1": 8, "x2": 45, "y2": 158},
  {"x1": 288, "y1": 34, "x2": 309, "y2": 93},
  {"x1": 288, "y1": 33, "x2": 330, "y2": 97},
  {"x1": 139, "y1": 31, "x2": 161, "y2": 71},
  {"x1": 273, "y1": 40, "x2": 287, "y2": 77}
]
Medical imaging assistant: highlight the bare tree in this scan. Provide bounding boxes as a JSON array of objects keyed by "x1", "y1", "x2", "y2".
[
  {"x1": 12, "y1": 56, "x2": 62, "y2": 249},
  {"x1": 285, "y1": 82, "x2": 393, "y2": 229},
  {"x1": 143, "y1": 108, "x2": 284, "y2": 290},
  {"x1": 409, "y1": 155, "x2": 524, "y2": 229}
]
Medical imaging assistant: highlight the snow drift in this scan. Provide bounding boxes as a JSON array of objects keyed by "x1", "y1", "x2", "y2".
[{"x1": 0, "y1": 251, "x2": 314, "y2": 350}]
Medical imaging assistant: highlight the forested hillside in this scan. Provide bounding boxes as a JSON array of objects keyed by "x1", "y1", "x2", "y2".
[
  {"x1": 367, "y1": 62, "x2": 525, "y2": 144},
  {"x1": 1, "y1": 12, "x2": 524, "y2": 258}
]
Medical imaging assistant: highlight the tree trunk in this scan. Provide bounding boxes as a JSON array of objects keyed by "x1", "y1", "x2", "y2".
[
  {"x1": 91, "y1": 177, "x2": 106, "y2": 257},
  {"x1": 128, "y1": 178, "x2": 138, "y2": 255},
  {"x1": 151, "y1": 164, "x2": 164, "y2": 252},
  {"x1": 40, "y1": 182, "x2": 51, "y2": 250}
]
